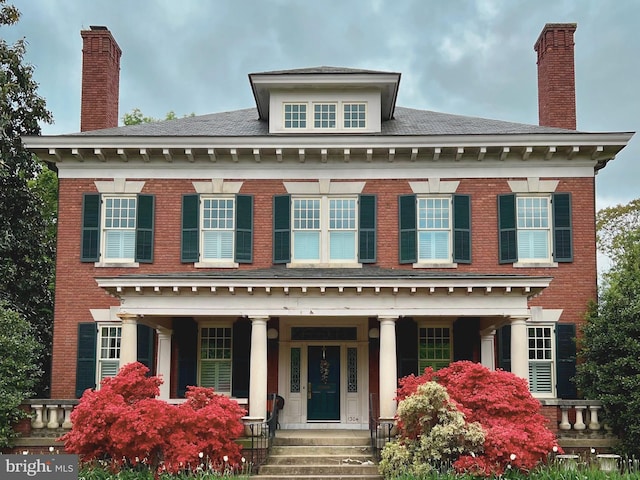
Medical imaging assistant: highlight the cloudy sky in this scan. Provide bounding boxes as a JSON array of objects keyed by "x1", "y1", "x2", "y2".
[{"x1": 5, "y1": 0, "x2": 639, "y2": 208}]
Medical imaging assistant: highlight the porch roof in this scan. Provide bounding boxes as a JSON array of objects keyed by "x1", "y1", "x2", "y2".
[{"x1": 96, "y1": 267, "x2": 552, "y2": 319}]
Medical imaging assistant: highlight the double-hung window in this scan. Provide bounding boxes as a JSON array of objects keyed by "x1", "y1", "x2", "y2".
[
  {"x1": 181, "y1": 194, "x2": 253, "y2": 264},
  {"x1": 98, "y1": 325, "x2": 121, "y2": 381},
  {"x1": 199, "y1": 326, "x2": 232, "y2": 394},
  {"x1": 81, "y1": 193, "x2": 155, "y2": 264},
  {"x1": 498, "y1": 193, "x2": 572, "y2": 264},
  {"x1": 528, "y1": 325, "x2": 554, "y2": 395},
  {"x1": 418, "y1": 326, "x2": 452, "y2": 372},
  {"x1": 274, "y1": 194, "x2": 376, "y2": 265},
  {"x1": 399, "y1": 194, "x2": 471, "y2": 264}
]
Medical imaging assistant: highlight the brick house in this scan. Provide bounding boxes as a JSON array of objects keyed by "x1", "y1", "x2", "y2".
[{"x1": 23, "y1": 23, "x2": 633, "y2": 431}]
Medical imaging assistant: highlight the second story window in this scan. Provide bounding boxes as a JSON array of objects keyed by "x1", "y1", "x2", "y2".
[
  {"x1": 498, "y1": 193, "x2": 572, "y2": 265},
  {"x1": 344, "y1": 103, "x2": 366, "y2": 128},
  {"x1": 399, "y1": 194, "x2": 471, "y2": 265},
  {"x1": 181, "y1": 194, "x2": 253, "y2": 265},
  {"x1": 314, "y1": 103, "x2": 337, "y2": 128},
  {"x1": 284, "y1": 103, "x2": 307, "y2": 128},
  {"x1": 274, "y1": 194, "x2": 376, "y2": 266},
  {"x1": 81, "y1": 193, "x2": 155, "y2": 265}
]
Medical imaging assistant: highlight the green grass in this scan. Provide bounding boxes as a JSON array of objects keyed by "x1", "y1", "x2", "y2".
[{"x1": 78, "y1": 464, "x2": 250, "y2": 480}]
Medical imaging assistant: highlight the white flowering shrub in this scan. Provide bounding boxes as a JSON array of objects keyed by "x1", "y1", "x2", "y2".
[{"x1": 379, "y1": 382, "x2": 484, "y2": 479}]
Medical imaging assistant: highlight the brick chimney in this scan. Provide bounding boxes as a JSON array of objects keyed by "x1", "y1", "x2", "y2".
[
  {"x1": 534, "y1": 23, "x2": 577, "y2": 130},
  {"x1": 80, "y1": 26, "x2": 122, "y2": 132}
]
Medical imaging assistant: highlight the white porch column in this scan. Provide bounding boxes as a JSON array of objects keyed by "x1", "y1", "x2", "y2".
[
  {"x1": 117, "y1": 313, "x2": 138, "y2": 369},
  {"x1": 480, "y1": 328, "x2": 496, "y2": 370},
  {"x1": 156, "y1": 327, "x2": 173, "y2": 399},
  {"x1": 378, "y1": 316, "x2": 398, "y2": 420},
  {"x1": 249, "y1": 316, "x2": 269, "y2": 420},
  {"x1": 510, "y1": 316, "x2": 529, "y2": 382}
]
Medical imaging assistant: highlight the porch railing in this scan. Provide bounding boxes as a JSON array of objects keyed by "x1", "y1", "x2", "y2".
[{"x1": 369, "y1": 393, "x2": 394, "y2": 461}]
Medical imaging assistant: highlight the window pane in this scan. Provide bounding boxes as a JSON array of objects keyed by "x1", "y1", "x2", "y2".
[
  {"x1": 284, "y1": 103, "x2": 307, "y2": 129},
  {"x1": 344, "y1": 103, "x2": 366, "y2": 128},
  {"x1": 202, "y1": 231, "x2": 234, "y2": 259},
  {"x1": 103, "y1": 197, "x2": 136, "y2": 261},
  {"x1": 314, "y1": 104, "x2": 336, "y2": 128},
  {"x1": 293, "y1": 231, "x2": 320, "y2": 260},
  {"x1": 517, "y1": 230, "x2": 549, "y2": 260},
  {"x1": 330, "y1": 231, "x2": 356, "y2": 260}
]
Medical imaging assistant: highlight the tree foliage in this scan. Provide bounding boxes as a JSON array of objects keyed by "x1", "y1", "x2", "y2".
[
  {"x1": 576, "y1": 229, "x2": 640, "y2": 456},
  {"x1": 387, "y1": 362, "x2": 559, "y2": 477},
  {"x1": 0, "y1": 0, "x2": 55, "y2": 396},
  {"x1": 0, "y1": 301, "x2": 42, "y2": 448},
  {"x1": 597, "y1": 198, "x2": 640, "y2": 262},
  {"x1": 61, "y1": 362, "x2": 247, "y2": 475},
  {"x1": 122, "y1": 108, "x2": 193, "y2": 125}
]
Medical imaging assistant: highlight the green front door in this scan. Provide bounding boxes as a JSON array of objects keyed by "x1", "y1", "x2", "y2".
[{"x1": 307, "y1": 346, "x2": 340, "y2": 421}]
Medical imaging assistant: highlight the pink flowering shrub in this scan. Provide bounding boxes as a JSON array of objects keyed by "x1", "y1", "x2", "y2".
[
  {"x1": 60, "y1": 362, "x2": 246, "y2": 474},
  {"x1": 396, "y1": 361, "x2": 560, "y2": 476}
]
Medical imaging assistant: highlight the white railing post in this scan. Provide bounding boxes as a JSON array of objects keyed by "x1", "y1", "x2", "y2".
[
  {"x1": 573, "y1": 405, "x2": 586, "y2": 430},
  {"x1": 46, "y1": 405, "x2": 60, "y2": 429},
  {"x1": 559, "y1": 405, "x2": 571, "y2": 430},
  {"x1": 61, "y1": 404, "x2": 73, "y2": 429},
  {"x1": 31, "y1": 404, "x2": 45, "y2": 429},
  {"x1": 588, "y1": 405, "x2": 601, "y2": 430}
]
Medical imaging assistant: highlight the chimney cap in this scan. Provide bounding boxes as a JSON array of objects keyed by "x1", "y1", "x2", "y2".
[{"x1": 89, "y1": 25, "x2": 109, "y2": 31}]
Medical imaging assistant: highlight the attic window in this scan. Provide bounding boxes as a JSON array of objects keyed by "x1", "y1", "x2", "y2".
[
  {"x1": 344, "y1": 103, "x2": 366, "y2": 128},
  {"x1": 313, "y1": 103, "x2": 337, "y2": 128},
  {"x1": 284, "y1": 103, "x2": 307, "y2": 129}
]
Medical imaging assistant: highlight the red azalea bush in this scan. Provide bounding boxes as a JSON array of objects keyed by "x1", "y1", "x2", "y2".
[
  {"x1": 60, "y1": 362, "x2": 246, "y2": 474},
  {"x1": 396, "y1": 361, "x2": 560, "y2": 476}
]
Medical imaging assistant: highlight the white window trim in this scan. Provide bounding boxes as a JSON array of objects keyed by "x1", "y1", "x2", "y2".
[
  {"x1": 96, "y1": 322, "x2": 122, "y2": 388},
  {"x1": 289, "y1": 195, "x2": 359, "y2": 267},
  {"x1": 198, "y1": 322, "x2": 233, "y2": 396},
  {"x1": 528, "y1": 323, "x2": 556, "y2": 399},
  {"x1": 416, "y1": 195, "x2": 454, "y2": 265},
  {"x1": 99, "y1": 194, "x2": 138, "y2": 265},
  {"x1": 343, "y1": 102, "x2": 367, "y2": 130},
  {"x1": 196, "y1": 195, "x2": 238, "y2": 268},
  {"x1": 515, "y1": 194, "x2": 553, "y2": 264}
]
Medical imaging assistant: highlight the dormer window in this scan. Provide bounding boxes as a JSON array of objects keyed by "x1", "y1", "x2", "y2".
[
  {"x1": 313, "y1": 103, "x2": 337, "y2": 129},
  {"x1": 344, "y1": 103, "x2": 366, "y2": 129},
  {"x1": 284, "y1": 103, "x2": 307, "y2": 129}
]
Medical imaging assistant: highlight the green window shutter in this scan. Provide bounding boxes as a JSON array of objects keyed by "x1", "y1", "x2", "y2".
[
  {"x1": 453, "y1": 194, "x2": 471, "y2": 263},
  {"x1": 399, "y1": 194, "x2": 416, "y2": 264},
  {"x1": 135, "y1": 194, "x2": 154, "y2": 263},
  {"x1": 235, "y1": 194, "x2": 253, "y2": 263},
  {"x1": 181, "y1": 194, "x2": 199, "y2": 263},
  {"x1": 358, "y1": 194, "x2": 376, "y2": 263},
  {"x1": 81, "y1": 193, "x2": 101, "y2": 262},
  {"x1": 498, "y1": 194, "x2": 517, "y2": 263},
  {"x1": 553, "y1": 193, "x2": 573, "y2": 262},
  {"x1": 273, "y1": 195, "x2": 291, "y2": 264},
  {"x1": 136, "y1": 324, "x2": 155, "y2": 373},
  {"x1": 497, "y1": 325, "x2": 511, "y2": 372},
  {"x1": 556, "y1": 323, "x2": 577, "y2": 399},
  {"x1": 76, "y1": 323, "x2": 97, "y2": 397}
]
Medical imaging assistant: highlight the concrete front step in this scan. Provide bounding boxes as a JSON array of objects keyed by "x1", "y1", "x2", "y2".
[{"x1": 253, "y1": 430, "x2": 382, "y2": 480}]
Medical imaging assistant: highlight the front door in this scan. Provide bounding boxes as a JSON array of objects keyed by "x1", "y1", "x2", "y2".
[{"x1": 307, "y1": 346, "x2": 340, "y2": 421}]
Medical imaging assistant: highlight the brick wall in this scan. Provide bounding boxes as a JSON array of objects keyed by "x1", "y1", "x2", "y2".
[{"x1": 51, "y1": 176, "x2": 597, "y2": 397}]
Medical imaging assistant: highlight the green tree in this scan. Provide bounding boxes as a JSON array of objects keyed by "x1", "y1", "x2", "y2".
[
  {"x1": 0, "y1": 302, "x2": 42, "y2": 448},
  {"x1": 597, "y1": 198, "x2": 640, "y2": 263},
  {"x1": 122, "y1": 108, "x2": 192, "y2": 125},
  {"x1": 1, "y1": 0, "x2": 55, "y2": 396},
  {"x1": 576, "y1": 227, "x2": 640, "y2": 455}
]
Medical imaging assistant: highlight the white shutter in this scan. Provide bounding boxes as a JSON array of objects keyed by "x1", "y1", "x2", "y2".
[
  {"x1": 329, "y1": 231, "x2": 355, "y2": 260},
  {"x1": 200, "y1": 360, "x2": 232, "y2": 394},
  {"x1": 529, "y1": 362, "x2": 553, "y2": 393},
  {"x1": 203, "y1": 231, "x2": 234, "y2": 260}
]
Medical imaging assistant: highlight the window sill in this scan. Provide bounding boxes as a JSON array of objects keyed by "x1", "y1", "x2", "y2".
[
  {"x1": 194, "y1": 262, "x2": 239, "y2": 269},
  {"x1": 94, "y1": 261, "x2": 139, "y2": 268},
  {"x1": 413, "y1": 262, "x2": 458, "y2": 269},
  {"x1": 287, "y1": 262, "x2": 362, "y2": 269},
  {"x1": 513, "y1": 262, "x2": 558, "y2": 268}
]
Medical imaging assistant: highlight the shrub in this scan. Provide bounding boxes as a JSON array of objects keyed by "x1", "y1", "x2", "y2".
[
  {"x1": 60, "y1": 362, "x2": 246, "y2": 475},
  {"x1": 393, "y1": 361, "x2": 560, "y2": 476},
  {"x1": 0, "y1": 302, "x2": 42, "y2": 448},
  {"x1": 379, "y1": 381, "x2": 484, "y2": 479}
]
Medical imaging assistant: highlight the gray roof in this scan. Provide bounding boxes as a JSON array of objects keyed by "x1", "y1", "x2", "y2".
[
  {"x1": 73, "y1": 106, "x2": 578, "y2": 137},
  {"x1": 103, "y1": 265, "x2": 543, "y2": 281},
  {"x1": 250, "y1": 66, "x2": 399, "y2": 75}
]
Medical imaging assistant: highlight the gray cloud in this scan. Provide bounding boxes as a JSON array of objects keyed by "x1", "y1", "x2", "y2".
[{"x1": 6, "y1": 0, "x2": 639, "y2": 206}]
